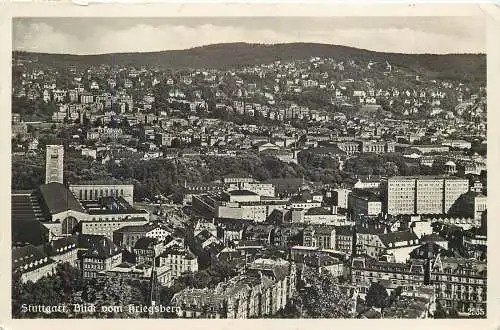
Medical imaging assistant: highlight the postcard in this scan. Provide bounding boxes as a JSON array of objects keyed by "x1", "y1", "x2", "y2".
[{"x1": 1, "y1": 3, "x2": 498, "y2": 330}]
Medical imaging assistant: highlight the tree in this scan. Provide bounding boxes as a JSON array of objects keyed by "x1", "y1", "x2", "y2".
[
  {"x1": 365, "y1": 282, "x2": 389, "y2": 309},
  {"x1": 297, "y1": 268, "x2": 353, "y2": 318},
  {"x1": 389, "y1": 286, "x2": 403, "y2": 305}
]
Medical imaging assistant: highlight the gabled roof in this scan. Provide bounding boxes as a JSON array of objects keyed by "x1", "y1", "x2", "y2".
[
  {"x1": 419, "y1": 233, "x2": 447, "y2": 243},
  {"x1": 44, "y1": 235, "x2": 78, "y2": 256},
  {"x1": 195, "y1": 229, "x2": 215, "y2": 242},
  {"x1": 38, "y1": 182, "x2": 86, "y2": 214},
  {"x1": 78, "y1": 234, "x2": 121, "y2": 259},
  {"x1": 12, "y1": 244, "x2": 53, "y2": 273},
  {"x1": 134, "y1": 237, "x2": 158, "y2": 250}
]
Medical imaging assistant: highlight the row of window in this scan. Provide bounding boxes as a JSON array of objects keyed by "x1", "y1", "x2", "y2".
[{"x1": 78, "y1": 188, "x2": 125, "y2": 200}]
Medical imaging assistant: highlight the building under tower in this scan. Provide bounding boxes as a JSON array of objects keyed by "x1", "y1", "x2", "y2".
[{"x1": 45, "y1": 145, "x2": 64, "y2": 184}]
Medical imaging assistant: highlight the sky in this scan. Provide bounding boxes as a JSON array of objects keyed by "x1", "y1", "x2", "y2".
[{"x1": 12, "y1": 17, "x2": 486, "y2": 55}]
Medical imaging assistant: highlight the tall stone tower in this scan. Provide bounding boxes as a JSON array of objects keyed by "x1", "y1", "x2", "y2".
[{"x1": 45, "y1": 145, "x2": 64, "y2": 184}]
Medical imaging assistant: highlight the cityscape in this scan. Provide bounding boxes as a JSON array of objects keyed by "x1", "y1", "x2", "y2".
[{"x1": 11, "y1": 17, "x2": 487, "y2": 319}]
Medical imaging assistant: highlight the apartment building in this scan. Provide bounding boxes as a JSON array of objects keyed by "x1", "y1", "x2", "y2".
[{"x1": 386, "y1": 176, "x2": 469, "y2": 216}]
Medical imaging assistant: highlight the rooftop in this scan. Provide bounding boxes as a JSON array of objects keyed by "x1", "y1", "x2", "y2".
[
  {"x1": 78, "y1": 234, "x2": 122, "y2": 259},
  {"x1": 38, "y1": 182, "x2": 87, "y2": 215}
]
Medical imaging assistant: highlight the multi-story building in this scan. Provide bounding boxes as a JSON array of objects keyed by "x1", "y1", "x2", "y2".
[
  {"x1": 192, "y1": 193, "x2": 289, "y2": 223},
  {"x1": 449, "y1": 191, "x2": 487, "y2": 220},
  {"x1": 12, "y1": 245, "x2": 57, "y2": 283},
  {"x1": 335, "y1": 225, "x2": 354, "y2": 255},
  {"x1": 350, "y1": 256, "x2": 426, "y2": 292},
  {"x1": 77, "y1": 234, "x2": 123, "y2": 279},
  {"x1": 113, "y1": 223, "x2": 171, "y2": 250},
  {"x1": 170, "y1": 258, "x2": 296, "y2": 318},
  {"x1": 158, "y1": 246, "x2": 198, "y2": 280},
  {"x1": 348, "y1": 190, "x2": 382, "y2": 220},
  {"x1": 386, "y1": 176, "x2": 469, "y2": 216},
  {"x1": 80, "y1": 217, "x2": 149, "y2": 240},
  {"x1": 302, "y1": 207, "x2": 350, "y2": 226},
  {"x1": 69, "y1": 184, "x2": 134, "y2": 205},
  {"x1": 80, "y1": 91, "x2": 93, "y2": 104},
  {"x1": 133, "y1": 237, "x2": 165, "y2": 264},
  {"x1": 45, "y1": 145, "x2": 64, "y2": 184},
  {"x1": 361, "y1": 140, "x2": 396, "y2": 153},
  {"x1": 332, "y1": 188, "x2": 351, "y2": 209},
  {"x1": 430, "y1": 256, "x2": 487, "y2": 314},
  {"x1": 303, "y1": 224, "x2": 336, "y2": 250},
  {"x1": 43, "y1": 235, "x2": 79, "y2": 267},
  {"x1": 104, "y1": 262, "x2": 172, "y2": 287}
]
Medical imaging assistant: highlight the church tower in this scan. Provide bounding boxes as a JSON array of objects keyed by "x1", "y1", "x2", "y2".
[{"x1": 45, "y1": 145, "x2": 64, "y2": 184}]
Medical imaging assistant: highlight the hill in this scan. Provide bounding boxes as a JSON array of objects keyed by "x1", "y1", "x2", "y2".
[{"x1": 13, "y1": 42, "x2": 486, "y2": 82}]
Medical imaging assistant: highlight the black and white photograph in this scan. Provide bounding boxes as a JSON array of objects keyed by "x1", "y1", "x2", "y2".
[{"x1": 8, "y1": 9, "x2": 490, "y2": 321}]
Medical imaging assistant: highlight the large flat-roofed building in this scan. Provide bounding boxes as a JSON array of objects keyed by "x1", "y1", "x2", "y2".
[
  {"x1": 386, "y1": 176, "x2": 469, "y2": 216},
  {"x1": 69, "y1": 183, "x2": 134, "y2": 205},
  {"x1": 82, "y1": 196, "x2": 149, "y2": 221},
  {"x1": 192, "y1": 193, "x2": 288, "y2": 222},
  {"x1": 80, "y1": 217, "x2": 150, "y2": 240},
  {"x1": 45, "y1": 145, "x2": 64, "y2": 184}
]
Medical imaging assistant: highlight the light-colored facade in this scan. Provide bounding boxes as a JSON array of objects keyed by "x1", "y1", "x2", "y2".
[
  {"x1": 333, "y1": 188, "x2": 351, "y2": 209},
  {"x1": 45, "y1": 145, "x2": 64, "y2": 184},
  {"x1": 81, "y1": 218, "x2": 149, "y2": 240},
  {"x1": 170, "y1": 259, "x2": 296, "y2": 318},
  {"x1": 386, "y1": 177, "x2": 469, "y2": 215},
  {"x1": 69, "y1": 184, "x2": 134, "y2": 205},
  {"x1": 82, "y1": 253, "x2": 123, "y2": 279},
  {"x1": 159, "y1": 247, "x2": 198, "y2": 280},
  {"x1": 349, "y1": 192, "x2": 382, "y2": 219},
  {"x1": 303, "y1": 225, "x2": 336, "y2": 250},
  {"x1": 431, "y1": 257, "x2": 487, "y2": 314}
]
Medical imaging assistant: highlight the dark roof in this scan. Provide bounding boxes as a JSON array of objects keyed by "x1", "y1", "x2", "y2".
[
  {"x1": 12, "y1": 220, "x2": 49, "y2": 246},
  {"x1": 78, "y1": 234, "x2": 121, "y2": 259},
  {"x1": 378, "y1": 231, "x2": 419, "y2": 246},
  {"x1": 114, "y1": 223, "x2": 155, "y2": 234},
  {"x1": 351, "y1": 189, "x2": 381, "y2": 202},
  {"x1": 38, "y1": 183, "x2": 86, "y2": 214},
  {"x1": 305, "y1": 224, "x2": 336, "y2": 235},
  {"x1": 247, "y1": 261, "x2": 290, "y2": 281},
  {"x1": 12, "y1": 244, "x2": 54, "y2": 273},
  {"x1": 305, "y1": 207, "x2": 332, "y2": 216},
  {"x1": 87, "y1": 208, "x2": 148, "y2": 215},
  {"x1": 228, "y1": 189, "x2": 258, "y2": 196},
  {"x1": 215, "y1": 218, "x2": 255, "y2": 226},
  {"x1": 309, "y1": 146, "x2": 345, "y2": 155},
  {"x1": 134, "y1": 237, "x2": 158, "y2": 250},
  {"x1": 195, "y1": 229, "x2": 215, "y2": 242},
  {"x1": 419, "y1": 233, "x2": 447, "y2": 243},
  {"x1": 356, "y1": 224, "x2": 387, "y2": 235},
  {"x1": 335, "y1": 225, "x2": 354, "y2": 236},
  {"x1": 44, "y1": 235, "x2": 78, "y2": 256},
  {"x1": 409, "y1": 242, "x2": 454, "y2": 260}
]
